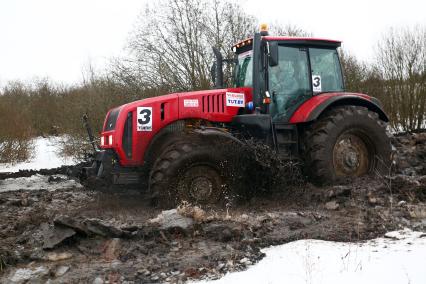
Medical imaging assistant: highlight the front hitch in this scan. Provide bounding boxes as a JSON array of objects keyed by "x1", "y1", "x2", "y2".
[
  {"x1": 81, "y1": 149, "x2": 115, "y2": 179},
  {"x1": 82, "y1": 113, "x2": 98, "y2": 152},
  {"x1": 81, "y1": 114, "x2": 113, "y2": 181}
]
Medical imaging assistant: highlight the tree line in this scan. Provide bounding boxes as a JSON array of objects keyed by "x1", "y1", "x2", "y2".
[
  {"x1": 0, "y1": 0, "x2": 425, "y2": 163},
  {"x1": 341, "y1": 26, "x2": 425, "y2": 132}
]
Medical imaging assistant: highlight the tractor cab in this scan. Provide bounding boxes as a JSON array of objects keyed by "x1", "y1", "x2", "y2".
[{"x1": 231, "y1": 26, "x2": 344, "y2": 122}]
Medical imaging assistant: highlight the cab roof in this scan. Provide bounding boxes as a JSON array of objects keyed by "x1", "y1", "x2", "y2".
[
  {"x1": 233, "y1": 36, "x2": 341, "y2": 51},
  {"x1": 263, "y1": 36, "x2": 341, "y2": 47}
]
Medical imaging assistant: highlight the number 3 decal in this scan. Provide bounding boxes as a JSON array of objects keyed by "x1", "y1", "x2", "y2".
[
  {"x1": 312, "y1": 75, "x2": 322, "y2": 92},
  {"x1": 137, "y1": 107, "x2": 153, "y2": 131},
  {"x1": 138, "y1": 109, "x2": 151, "y2": 125}
]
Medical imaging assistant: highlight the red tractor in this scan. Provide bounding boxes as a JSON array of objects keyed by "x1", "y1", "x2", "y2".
[{"x1": 83, "y1": 26, "x2": 391, "y2": 207}]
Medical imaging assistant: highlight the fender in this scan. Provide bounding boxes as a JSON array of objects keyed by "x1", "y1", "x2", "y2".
[
  {"x1": 192, "y1": 127, "x2": 243, "y2": 145},
  {"x1": 289, "y1": 93, "x2": 389, "y2": 124},
  {"x1": 143, "y1": 122, "x2": 243, "y2": 167}
]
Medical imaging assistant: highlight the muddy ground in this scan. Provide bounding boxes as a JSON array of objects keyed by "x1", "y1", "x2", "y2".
[{"x1": 0, "y1": 132, "x2": 425, "y2": 284}]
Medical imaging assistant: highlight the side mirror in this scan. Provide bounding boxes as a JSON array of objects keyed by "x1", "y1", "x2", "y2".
[{"x1": 268, "y1": 42, "x2": 279, "y2": 67}]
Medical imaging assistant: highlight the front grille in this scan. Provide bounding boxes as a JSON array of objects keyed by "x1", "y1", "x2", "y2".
[{"x1": 202, "y1": 93, "x2": 225, "y2": 113}]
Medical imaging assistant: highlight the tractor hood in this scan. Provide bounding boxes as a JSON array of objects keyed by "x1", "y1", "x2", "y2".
[
  {"x1": 99, "y1": 87, "x2": 253, "y2": 166},
  {"x1": 112, "y1": 86, "x2": 254, "y2": 127}
]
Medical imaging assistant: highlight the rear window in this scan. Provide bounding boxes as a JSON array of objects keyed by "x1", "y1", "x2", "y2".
[{"x1": 104, "y1": 107, "x2": 121, "y2": 131}]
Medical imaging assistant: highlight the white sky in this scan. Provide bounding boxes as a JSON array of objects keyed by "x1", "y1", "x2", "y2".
[{"x1": 0, "y1": 0, "x2": 425, "y2": 85}]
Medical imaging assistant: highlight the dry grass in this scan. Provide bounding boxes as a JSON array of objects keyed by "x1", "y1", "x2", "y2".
[
  {"x1": 0, "y1": 138, "x2": 33, "y2": 164},
  {"x1": 54, "y1": 135, "x2": 94, "y2": 161}
]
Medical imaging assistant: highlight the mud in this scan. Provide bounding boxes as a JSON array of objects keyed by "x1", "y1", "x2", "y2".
[{"x1": 0, "y1": 132, "x2": 425, "y2": 283}]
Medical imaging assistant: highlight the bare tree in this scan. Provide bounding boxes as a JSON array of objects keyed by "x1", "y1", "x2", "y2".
[
  {"x1": 112, "y1": 0, "x2": 317, "y2": 94},
  {"x1": 269, "y1": 23, "x2": 312, "y2": 37},
  {"x1": 339, "y1": 49, "x2": 369, "y2": 92},
  {"x1": 116, "y1": 0, "x2": 256, "y2": 93},
  {"x1": 376, "y1": 26, "x2": 426, "y2": 131}
]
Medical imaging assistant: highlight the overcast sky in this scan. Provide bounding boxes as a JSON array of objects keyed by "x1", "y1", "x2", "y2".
[{"x1": 0, "y1": 0, "x2": 424, "y2": 85}]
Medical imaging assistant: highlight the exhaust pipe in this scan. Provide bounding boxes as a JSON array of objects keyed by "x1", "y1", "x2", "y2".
[{"x1": 212, "y1": 47, "x2": 224, "y2": 89}]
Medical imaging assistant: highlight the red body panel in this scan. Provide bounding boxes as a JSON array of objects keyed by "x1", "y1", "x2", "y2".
[
  {"x1": 100, "y1": 87, "x2": 252, "y2": 166},
  {"x1": 289, "y1": 92, "x2": 371, "y2": 123}
]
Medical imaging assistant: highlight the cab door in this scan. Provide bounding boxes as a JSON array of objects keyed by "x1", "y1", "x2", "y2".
[{"x1": 268, "y1": 46, "x2": 311, "y2": 121}]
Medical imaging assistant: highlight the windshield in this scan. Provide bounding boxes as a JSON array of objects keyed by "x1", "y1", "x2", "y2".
[{"x1": 234, "y1": 50, "x2": 253, "y2": 87}]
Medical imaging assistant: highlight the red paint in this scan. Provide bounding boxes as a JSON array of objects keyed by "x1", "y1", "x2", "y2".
[
  {"x1": 289, "y1": 92, "x2": 371, "y2": 123},
  {"x1": 100, "y1": 87, "x2": 252, "y2": 166}
]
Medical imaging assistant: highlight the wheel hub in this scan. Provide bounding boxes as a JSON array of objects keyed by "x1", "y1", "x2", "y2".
[
  {"x1": 344, "y1": 148, "x2": 359, "y2": 169},
  {"x1": 333, "y1": 132, "x2": 371, "y2": 177},
  {"x1": 189, "y1": 176, "x2": 213, "y2": 201},
  {"x1": 177, "y1": 164, "x2": 222, "y2": 204}
]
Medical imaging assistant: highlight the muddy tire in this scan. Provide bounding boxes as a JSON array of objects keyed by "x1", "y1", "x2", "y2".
[
  {"x1": 304, "y1": 106, "x2": 392, "y2": 184},
  {"x1": 149, "y1": 138, "x2": 232, "y2": 208}
]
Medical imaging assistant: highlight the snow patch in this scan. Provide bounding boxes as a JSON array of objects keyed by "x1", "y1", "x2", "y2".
[
  {"x1": 0, "y1": 136, "x2": 77, "y2": 173},
  {"x1": 9, "y1": 266, "x2": 49, "y2": 283},
  {"x1": 0, "y1": 174, "x2": 82, "y2": 192},
  {"x1": 194, "y1": 229, "x2": 426, "y2": 284}
]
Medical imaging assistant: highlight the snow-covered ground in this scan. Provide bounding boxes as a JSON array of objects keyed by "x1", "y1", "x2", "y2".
[
  {"x1": 0, "y1": 136, "x2": 81, "y2": 192},
  {"x1": 194, "y1": 229, "x2": 426, "y2": 284},
  {"x1": 0, "y1": 174, "x2": 82, "y2": 192},
  {"x1": 0, "y1": 136, "x2": 77, "y2": 173}
]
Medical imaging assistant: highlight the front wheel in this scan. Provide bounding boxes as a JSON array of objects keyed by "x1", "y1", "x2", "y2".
[
  {"x1": 303, "y1": 106, "x2": 392, "y2": 184},
  {"x1": 148, "y1": 138, "x2": 231, "y2": 208}
]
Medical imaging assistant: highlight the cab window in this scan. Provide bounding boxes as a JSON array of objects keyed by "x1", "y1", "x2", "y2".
[
  {"x1": 234, "y1": 50, "x2": 253, "y2": 87},
  {"x1": 309, "y1": 48, "x2": 344, "y2": 92}
]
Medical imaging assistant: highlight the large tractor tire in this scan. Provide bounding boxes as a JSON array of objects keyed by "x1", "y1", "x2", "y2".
[
  {"x1": 304, "y1": 106, "x2": 392, "y2": 184},
  {"x1": 149, "y1": 137, "x2": 234, "y2": 208}
]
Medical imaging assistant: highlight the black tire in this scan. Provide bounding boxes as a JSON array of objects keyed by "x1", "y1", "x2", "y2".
[
  {"x1": 149, "y1": 137, "x2": 233, "y2": 208},
  {"x1": 303, "y1": 106, "x2": 392, "y2": 184}
]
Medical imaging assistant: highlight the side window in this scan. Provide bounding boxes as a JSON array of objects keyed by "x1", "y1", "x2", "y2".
[
  {"x1": 309, "y1": 48, "x2": 344, "y2": 93},
  {"x1": 234, "y1": 51, "x2": 253, "y2": 87},
  {"x1": 269, "y1": 47, "x2": 310, "y2": 95}
]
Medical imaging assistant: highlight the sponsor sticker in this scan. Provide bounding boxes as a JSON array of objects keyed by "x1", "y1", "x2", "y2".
[
  {"x1": 312, "y1": 75, "x2": 322, "y2": 92},
  {"x1": 137, "y1": 107, "x2": 152, "y2": 131},
  {"x1": 183, "y1": 99, "x2": 199, "y2": 108},
  {"x1": 225, "y1": 92, "x2": 245, "y2": 107}
]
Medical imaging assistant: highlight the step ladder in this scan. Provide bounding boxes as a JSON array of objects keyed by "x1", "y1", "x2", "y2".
[{"x1": 273, "y1": 123, "x2": 299, "y2": 159}]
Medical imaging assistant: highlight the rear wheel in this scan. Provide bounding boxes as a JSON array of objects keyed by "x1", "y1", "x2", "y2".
[
  {"x1": 304, "y1": 106, "x2": 392, "y2": 184},
  {"x1": 149, "y1": 137, "x2": 231, "y2": 208}
]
